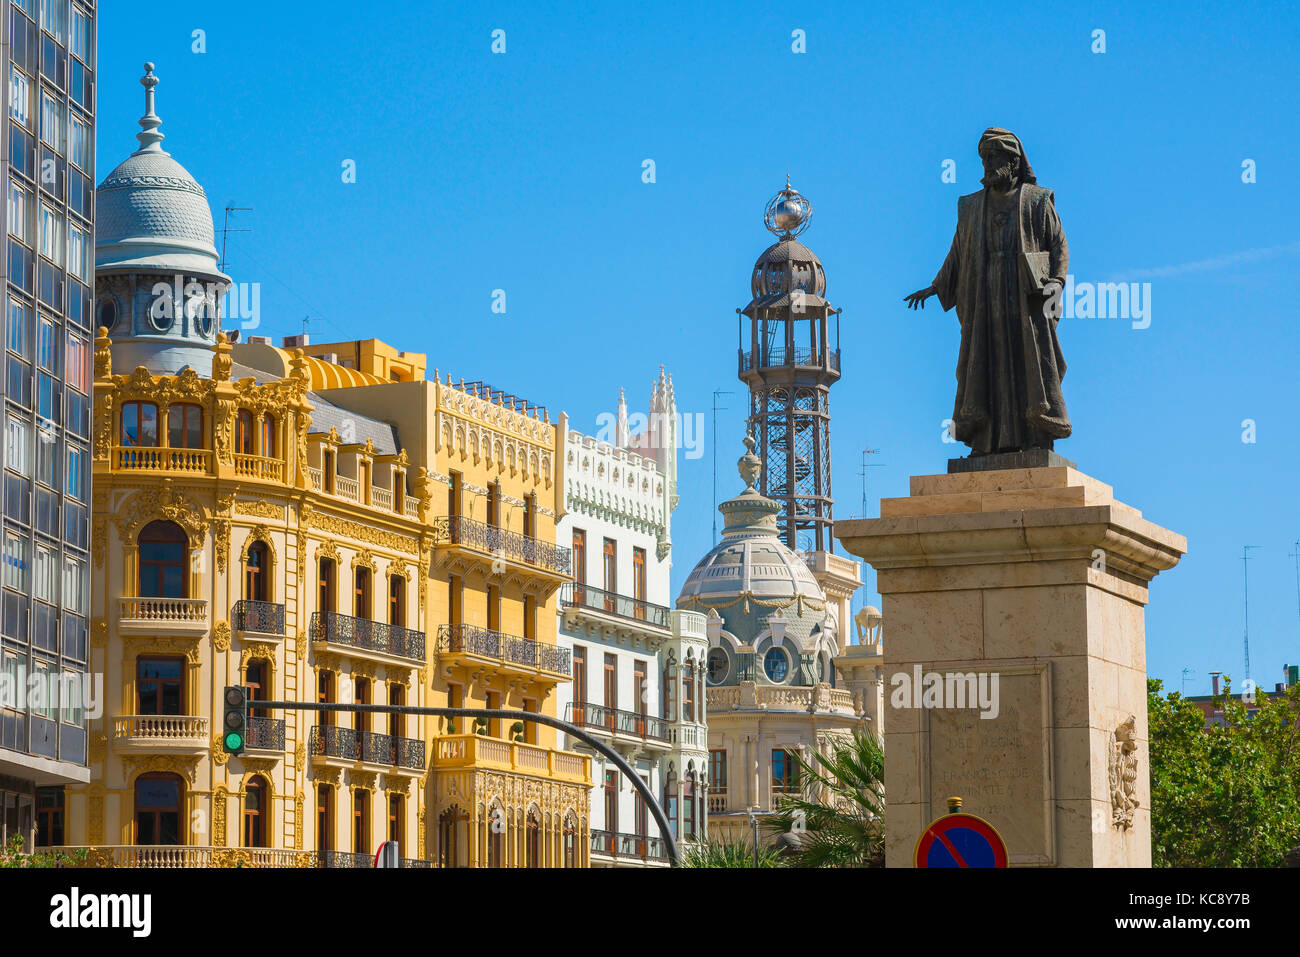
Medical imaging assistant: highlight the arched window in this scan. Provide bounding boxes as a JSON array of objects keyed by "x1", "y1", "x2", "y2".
[
  {"x1": 664, "y1": 770, "x2": 678, "y2": 839},
  {"x1": 260, "y1": 414, "x2": 277, "y2": 458},
  {"x1": 235, "y1": 410, "x2": 255, "y2": 456},
  {"x1": 243, "y1": 776, "x2": 267, "y2": 848},
  {"x1": 245, "y1": 658, "x2": 269, "y2": 722},
  {"x1": 663, "y1": 658, "x2": 677, "y2": 722},
  {"x1": 121, "y1": 401, "x2": 159, "y2": 448},
  {"x1": 352, "y1": 789, "x2": 369, "y2": 853},
  {"x1": 563, "y1": 815, "x2": 577, "y2": 868},
  {"x1": 682, "y1": 661, "x2": 695, "y2": 722},
  {"x1": 683, "y1": 770, "x2": 696, "y2": 840},
  {"x1": 167, "y1": 403, "x2": 203, "y2": 449},
  {"x1": 354, "y1": 567, "x2": 371, "y2": 619},
  {"x1": 487, "y1": 805, "x2": 505, "y2": 868},
  {"x1": 135, "y1": 773, "x2": 182, "y2": 845},
  {"x1": 707, "y1": 647, "x2": 729, "y2": 685},
  {"x1": 764, "y1": 646, "x2": 790, "y2": 683},
  {"x1": 319, "y1": 557, "x2": 336, "y2": 613},
  {"x1": 138, "y1": 521, "x2": 187, "y2": 598},
  {"x1": 245, "y1": 541, "x2": 269, "y2": 602},
  {"x1": 525, "y1": 811, "x2": 541, "y2": 868},
  {"x1": 439, "y1": 805, "x2": 467, "y2": 868}
]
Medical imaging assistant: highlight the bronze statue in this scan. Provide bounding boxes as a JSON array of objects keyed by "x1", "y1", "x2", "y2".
[{"x1": 905, "y1": 128, "x2": 1070, "y2": 456}]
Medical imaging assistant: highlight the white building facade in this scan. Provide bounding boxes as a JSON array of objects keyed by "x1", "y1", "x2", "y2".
[{"x1": 554, "y1": 373, "x2": 708, "y2": 866}]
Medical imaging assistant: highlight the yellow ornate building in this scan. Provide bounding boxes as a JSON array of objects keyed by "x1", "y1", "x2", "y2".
[{"x1": 52, "y1": 66, "x2": 590, "y2": 866}]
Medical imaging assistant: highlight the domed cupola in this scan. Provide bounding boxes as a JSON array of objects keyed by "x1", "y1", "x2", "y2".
[
  {"x1": 676, "y1": 437, "x2": 836, "y2": 688},
  {"x1": 746, "y1": 177, "x2": 827, "y2": 308},
  {"x1": 94, "y1": 63, "x2": 231, "y2": 376}
]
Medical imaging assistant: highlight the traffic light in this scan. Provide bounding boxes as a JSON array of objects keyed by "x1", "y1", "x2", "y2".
[{"x1": 223, "y1": 685, "x2": 248, "y2": 755}]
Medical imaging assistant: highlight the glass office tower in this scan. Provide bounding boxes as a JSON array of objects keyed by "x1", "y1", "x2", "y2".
[{"x1": 0, "y1": 0, "x2": 94, "y2": 851}]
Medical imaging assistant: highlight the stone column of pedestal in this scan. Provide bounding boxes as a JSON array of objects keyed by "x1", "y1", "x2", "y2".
[{"x1": 836, "y1": 465, "x2": 1185, "y2": 867}]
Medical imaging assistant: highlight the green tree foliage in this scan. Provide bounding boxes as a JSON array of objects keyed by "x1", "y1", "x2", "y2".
[
  {"x1": 0, "y1": 835, "x2": 87, "y2": 868},
  {"x1": 764, "y1": 729, "x2": 886, "y2": 868},
  {"x1": 680, "y1": 834, "x2": 786, "y2": 868},
  {"x1": 1149, "y1": 677, "x2": 1300, "y2": 867}
]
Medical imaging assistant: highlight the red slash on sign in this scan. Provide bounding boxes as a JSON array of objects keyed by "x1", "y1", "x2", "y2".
[{"x1": 914, "y1": 812, "x2": 1008, "y2": 868}]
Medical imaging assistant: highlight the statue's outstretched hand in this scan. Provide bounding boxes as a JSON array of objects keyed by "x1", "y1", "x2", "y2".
[{"x1": 904, "y1": 286, "x2": 936, "y2": 310}]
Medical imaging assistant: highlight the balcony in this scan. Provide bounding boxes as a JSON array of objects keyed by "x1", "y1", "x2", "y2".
[
  {"x1": 233, "y1": 599, "x2": 285, "y2": 639},
  {"x1": 308, "y1": 467, "x2": 421, "y2": 518},
  {"x1": 309, "y1": 610, "x2": 425, "y2": 667},
  {"x1": 437, "y1": 623, "x2": 571, "y2": 677},
  {"x1": 708, "y1": 790, "x2": 727, "y2": 814},
  {"x1": 591, "y1": 829, "x2": 669, "y2": 865},
  {"x1": 117, "y1": 597, "x2": 208, "y2": 636},
  {"x1": 705, "y1": 683, "x2": 858, "y2": 717},
  {"x1": 432, "y1": 733, "x2": 590, "y2": 785},
  {"x1": 432, "y1": 515, "x2": 571, "y2": 581},
  {"x1": 44, "y1": 846, "x2": 314, "y2": 868},
  {"x1": 246, "y1": 716, "x2": 285, "y2": 754},
  {"x1": 565, "y1": 702, "x2": 670, "y2": 752},
  {"x1": 113, "y1": 446, "x2": 213, "y2": 474},
  {"x1": 309, "y1": 725, "x2": 426, "y2": 773},
  {"x1": 559, "y1": 582, "x2": 670, "y2": 638},
  {"x1": 233, "y1": 453, "x2": 285, "y2": 482},
  {"x1": 738, "y1": 346, "x2": 841, "y2": 376},
  {"x1": 112, "y1": 715, "x2": 209, "y2": 754},
  {"x1": 315, "y1": 850, "x2": 432, "y2": 869}
]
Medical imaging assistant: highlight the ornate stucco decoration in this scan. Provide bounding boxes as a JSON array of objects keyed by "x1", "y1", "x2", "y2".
[
  {"x1": 114, "y1": 480, "x2": 210, "y2": 548},
  {"x1": 212, "y1": 620, "x2": 232, "y2": 652},
  {"x1": 1109, "y1": 714, "x2": 1139, "y2": 829}
]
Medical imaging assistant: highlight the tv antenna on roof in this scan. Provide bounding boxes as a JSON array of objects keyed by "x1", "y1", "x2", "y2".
[
  {"x1": 218, "y1": 206, "x2": 252, "y2": 274},
  {"x1": 1242, "y1": 545, "x2": 1262, "y2": 681}
]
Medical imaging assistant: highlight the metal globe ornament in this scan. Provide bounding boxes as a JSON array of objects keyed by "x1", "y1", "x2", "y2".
[{"x1": 763, "y1": 177, "x2": 812, "y2": 238}]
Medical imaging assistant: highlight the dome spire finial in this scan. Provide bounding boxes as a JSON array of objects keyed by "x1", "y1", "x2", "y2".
[
  {"x1": 739, "y1": 434, "x2": 762, "y2": 490},
  {"x1": 136, "y1": 62, "x2": 166, "y2": 154}
]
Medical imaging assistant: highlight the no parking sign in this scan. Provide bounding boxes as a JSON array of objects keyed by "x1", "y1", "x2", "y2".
[{"x1": 914, "y1": 804, "x2": 1008, "y2": 868}]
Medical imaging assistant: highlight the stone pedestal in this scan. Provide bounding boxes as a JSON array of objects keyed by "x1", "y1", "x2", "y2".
[{"x1": 835, "y1": 466, "x2": 1185, "y2": 867}]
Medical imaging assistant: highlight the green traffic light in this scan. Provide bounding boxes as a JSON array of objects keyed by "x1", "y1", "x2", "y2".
[{"x1": 224, "y1": 732, "x2": 244, "y2": 751}]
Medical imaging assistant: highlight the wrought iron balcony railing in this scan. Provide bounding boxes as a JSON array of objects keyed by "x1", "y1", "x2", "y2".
[
  {"x1": 317, "y1": 850, "x2": 374, "y2": 869},
  {"x1": 309, "y1": 611, "x2": 425, "y2": 664},
  {"x1": 432, "y1": 515, "x2": 572, "y2": 577},
  {"x1": 559, "y1": 582, "x2": 670, "y2": 629},
  {"x1": 738, "y1": 347, "x2": 841, "y2": 374},
  {"x1": 246, "y1": 716, "x2": 285, "y2": 751},
  {"x1": 590, "y1": 829, "x2": 668, "y2": 862},
  {"x1": 565, "y1": 702, "x2": 668, "y2": 742},
  {"x1": 437, "y1": 623, "x2": 571, "y2": 676},
  {"x1": 233, "y1": 599, "x2": 286, "y2": 636},
  {"x1": 309, "y1": 725, "x2": 426, "y2": 770}
]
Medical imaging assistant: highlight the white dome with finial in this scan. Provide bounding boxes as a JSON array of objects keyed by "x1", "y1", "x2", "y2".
[{"x1": 96, "y1": 63, "x2": 228, "y2": 282}]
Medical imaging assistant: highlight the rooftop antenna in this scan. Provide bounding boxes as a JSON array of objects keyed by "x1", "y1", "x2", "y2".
[
  {"x1": 1290, "y1": 540, "x2": 1300, "y2": 647},
  {"x1": 218, "y1": 205, "x2": 252, "y2": 274},
  {"x1": 1181, "y1": 667, "x2": 1195, "y2": 694},
  {"x1": 302, "y1": 316, "x2": 321, "y2": 339},
  {"x1": 1242, "y1": 545, "x2": 1262, "y2": 681},
  {"x1": 712, "y1": 389, "x2": 733, "y2": 543},
  {"x1": 858, "y1": 447, "x2": 884, "y2": 519}
]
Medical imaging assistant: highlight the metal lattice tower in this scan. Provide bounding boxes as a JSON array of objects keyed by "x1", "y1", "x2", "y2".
[{"x1": 737, "y1": 179, "x2": 842, "y2": 553}]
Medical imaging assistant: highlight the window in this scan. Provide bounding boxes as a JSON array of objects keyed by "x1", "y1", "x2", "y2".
[
  {"x1": 137, "y1": 657, "x2": 183, "y2": 715},
  {"x1": 167, "y1": 404, "x2": 202, "y2": 449},
  {"x1": 9, "y1": 182, "x2": 30, "y2": 244},
  {"x1": 322, "y1": 449, "x2": 335, "y2": 494},
  {"x1": 603, "y1": 653, "x2": 617, "y2": 717},
  {"x1": 388, "y1": 684, "x2": 405, "y2": 741},
  {"x1": 68, "y1": 111, "x2": 88, "y2": 170},
  {"x1": 764, "y1": 647, "x2": 790, "y2": 683},
  {"x1": 7, "y1": 298, "x2": 30, "y2": 357},
  {"x1": 604, "y1": 770, "x2": 618, "y2": 835},
  {"x1": 69, "y1": 5, "x2": 88, "y2": 62},
  {"x1": 682, "y1": 661, "x2": 696, "y2": 722},
  {"x1": 318, "y1": 557, "x2": 335, "y2": 613},
  {"x1": 67, "y1": 223, "x2": 86, "y2": 280},
  {"x1": 572, "y1": 646, "x2": 586, "y2": 719},
  {"x1": 563, "y1": 816, "x2": 577, "y2": 868},
  {"x1": 633, "y1": 547, "x2": 647, "y2": 618},
  {"x1": 9, "y1": 67, "x2": 32, "y2": 129},
  {"x1": 683, "y1": 771, "x2": 696, "y2": 839},
  {"x1": 448, "y1": 574, "x2": 462, "y2": 624},
  {"x1": 663, "y1": 659, "x2": 676, "y2": 721},
  {"x1": 388, "y1": 574, "x2": 404, "y2": 627},
  {"x1": 61, "y1": 555, "x2": 83, "y2": 613},
  {"x1": 487, "y1": 807, "x2": 504, "y2": 868},
  {"x1": 447, "y1": 470, "x2": 461, "y2": 517},
  {"x1": 525, "y1": 812, "x2": 541, "y2": 868},
  {"x1": 707, "y1": 647, "x2": 729, "y2": 684},
  {"x1": 772, "y1": 749, "x2": 799, "y2": 796},
  {"x1": 709, "y1": 750, "x2": 728, "y2": 800},
  {"x1": 35, "y1": 426, "x2": 57, "y2": 488},
  {"x1": 65, "y1": 331, "x2": 85, "y2": 392},
  {"x1": 571, "y1": 529, "x2": 586, "y2": 603},
  {"x1": 41, "y1": 0, "x2": 68, "y2": 42},
  {"x1": 355, "y1": 678, "x2": 370, "y2": 735},
  {"x1": 235, "y1": 410, "x2": 254, "y2": 456},
  {"x1": 260, "y1": 414, "x2": 276, "y2": 458},
  {"x1": 316, "y1": 785, "x2": 332, "y2": 852},
  {"x1": 317, "y1": 671, "x2": 334, "y2": 727},
  {"x1": 633, "y1": 661, "x2": 647, "y2": 724},
  {"x1": 353, "y1": 789, "x2": 369, "y2": 853},
  {"x1": 438, "y1": 806, "x2": 465, "y2": 868},
  {"x1": 388, "y1": 794, "x2": 403, "y2": 848},
  {"x1": 36, "y1": 787, "x2": 63, "y2": 847},
  {"x1": 484, "y1": 691, "x2": 500, "y2": 738},
  {"x1": 486, "y1": 584, "x2": 499, "y2": 631},
  {"x1": 664, "y1": 772, "x2": 678, "y2": 838},
  {"x1": 59, "y1": 669, "x2": 83, "y2": 725},
  {"x1": 39, "y1": 92, "x2": 64, "y2": 152},
  {"x1": 523, "y1": 493, "x2": 535, "y2": 538},
  {"x1": 635, "y1": 777, "x2": 648, "y2": 839},
  {"x1": 602, "y1": 537, "x2": 616, "y2": 597},
  {"x1": 245, "y1": 658, "x2": 268, "y2": 718},
  {"x1": 522, "y1": 594, "x2": 535, "y2": 639},
  {"x1": 6, "y1": 415, "x2": 30, "y2": 476},
  {"x1": 245, "y1": 541, "x2": 268, "y2": 602},
  {"x1": 353, "y1": 567, "x2": 370, "y2": 619},
  {"x1": 4, "y1": 530, "x2": 29, "y2": 593},
  {"x1": 135, "y1": 774, "x2": 182, "y2": 846},
  {"x1": 243, "y1": 776, "x2": 266, "y2": 848},
  {"x1": 36, "y1": 316, "x2": 54, "y2": 371},
  {"x1": 37, "y1": 201, "x2": 61, "y2": 265},
  {"x1": 486, "y1": 482, "x2": 499, "y2": 527},
  {"x1": 34, "y1": 542, "x2": 55, "y2": 603},
  {"x1": 121, "y1": 402, "x2": 159, "y2": 448},
  {"x1": 138, "y1": 521, "x2": 187, "y2": 598}
]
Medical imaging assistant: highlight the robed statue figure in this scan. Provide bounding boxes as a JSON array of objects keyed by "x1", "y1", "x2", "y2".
[{"x1": 905, "y1": 128, "x2": 1070, "y2": 456}]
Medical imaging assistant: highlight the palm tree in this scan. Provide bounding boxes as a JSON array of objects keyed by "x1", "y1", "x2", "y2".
[
  {"x1": 764, "y1": 729, "x2": 885, "y2": 867},
  {"x1": 680, "y1": 834, "x2": 786, "y2": 868}
]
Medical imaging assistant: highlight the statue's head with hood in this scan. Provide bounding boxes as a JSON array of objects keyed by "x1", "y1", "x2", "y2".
[{"x1": 978, "y1": 127, "x2": 1038, "y2": 189}]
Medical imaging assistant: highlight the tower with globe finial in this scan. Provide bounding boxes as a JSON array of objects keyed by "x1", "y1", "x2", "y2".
[{"x1": 737, "y1": 179, "x2": 862, "y2": 655}]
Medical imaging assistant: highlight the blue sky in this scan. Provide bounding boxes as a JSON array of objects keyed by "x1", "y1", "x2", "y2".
[{"x1": 99, "y1": 0, "x2": 1300, "y2": 696}]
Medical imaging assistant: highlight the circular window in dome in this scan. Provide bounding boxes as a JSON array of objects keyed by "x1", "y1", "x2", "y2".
[
  {"x1": 96, "y1": 297, "x2": 119, "y2": 333},
  {"x1": 149, "y1": 294, "x2": 175, "y2": 332},
  {"x1": 763, "y1": 647, "x2": 790, "y2": 683},
  {"x1": 707, "y1": 648, "x2": 730, "y2": 685}
]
